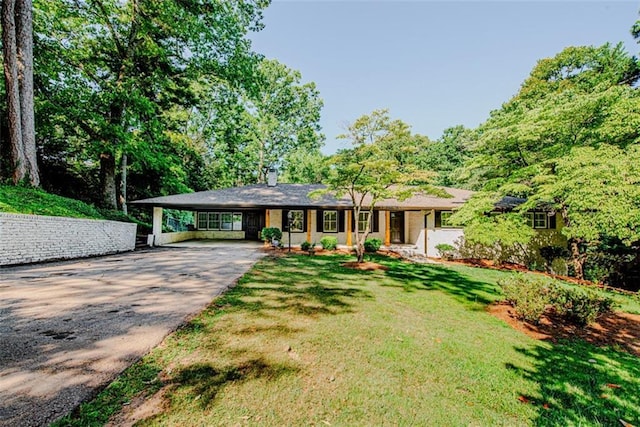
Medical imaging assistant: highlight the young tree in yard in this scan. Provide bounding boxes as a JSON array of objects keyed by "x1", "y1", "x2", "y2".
[
  {"x1": 2, "y1": 0, "x2": 39, "y2": 186},
  {"x1": 316, "y1": 110, "x2": 441, "y2": 263},
  {"x1": 454, "y1": 43, "x2": 640, "y2": 280}
]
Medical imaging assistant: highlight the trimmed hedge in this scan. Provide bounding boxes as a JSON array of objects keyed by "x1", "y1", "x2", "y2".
[
  {"x1": 320, "y1": 236, "x2": 338, "y2": 250},
  {"x1": 364, "y1": 238, "x2": 382, "y2": 253}
]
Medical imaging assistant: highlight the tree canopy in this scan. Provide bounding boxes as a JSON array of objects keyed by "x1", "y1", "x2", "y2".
[
  {"x1": 454, "y1": 43, "x2": 640, "y2": 283},
  {"x1": 316, "y1": 109, "x2": 440, "y2": 262}
]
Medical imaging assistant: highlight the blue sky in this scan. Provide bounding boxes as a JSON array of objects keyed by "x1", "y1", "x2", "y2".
[{"x1": 250, "y1": 1, "x2": 639, "y2": 154}]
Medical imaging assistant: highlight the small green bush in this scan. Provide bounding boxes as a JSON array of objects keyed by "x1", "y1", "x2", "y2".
[
  {"x1": 260, "y1": 227, "x2": 282, "y2": 242},
  {"x1": 499, "y1": 274, "x2": 616, "y2": 326},
  {"x1": 550, "y1": 286, "x2": 615, "y2": 326},
  {"x1": 498, "y1": 275, "x2": 553, "y2": 323},
  {"x1": 364, "y1": 238, "x2": 382, "y2": 253},
  {"x1": 435, "y1": 243, "x2": 456, "y2": 259},
  {"x1": 300, "y1": 241, "x2": 314, "y2": 251},
  {"x1": 320, "y1": 236, "x2": 338, "y2": 250}
]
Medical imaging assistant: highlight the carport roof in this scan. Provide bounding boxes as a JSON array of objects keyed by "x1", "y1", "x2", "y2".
[{"x1": 131, "y1": 184, "x2": 474, "y2": 210}]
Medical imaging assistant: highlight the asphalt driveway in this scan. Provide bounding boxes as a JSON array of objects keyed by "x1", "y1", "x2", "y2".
[{"x1": 0, "y1": 242, "x2": 266, "y2": 426}]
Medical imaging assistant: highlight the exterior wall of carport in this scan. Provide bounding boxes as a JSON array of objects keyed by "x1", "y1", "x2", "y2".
[
  {"x1": 392, "y1": 210, "x2": 464, "y2": 257},
  {"x1": 149, "y1": 207, "x2": 247, "y2": 246}
]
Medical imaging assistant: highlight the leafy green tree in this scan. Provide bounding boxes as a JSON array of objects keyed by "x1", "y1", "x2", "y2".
[
  {"x1": 316, "y1": 110, "x2": 440, "y2": 263},
  {"x1": 279, "y1": 148, "x2": 328, "y2": 183},
  {"x1": 195, "y1": 58, "x2": 324, "y2": 186},
  {"x1": 417, "y1": 125, "x2": 474, "y2": 188},
  {"x1": 455, "y1": 44, "x2": 640, "y2": 279},
  {"x1": 524, "y1": 144, "x2": 640, "y2": 280},
  {"x1": 34, "y1": 0, "x2": 268, "y2": 208}
]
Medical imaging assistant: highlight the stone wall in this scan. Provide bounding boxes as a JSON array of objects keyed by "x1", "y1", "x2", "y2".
[{"x1": 0, "y1": 213, "x2": 137, "y2": 266}]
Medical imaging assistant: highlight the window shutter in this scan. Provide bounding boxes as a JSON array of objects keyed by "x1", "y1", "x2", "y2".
[
  {"x1": 435, "y1": 211, "x2": 442, "y2": 228},
  {"x1": 549, "y1": 213, "x2": 556, "y2": 229},
  {"x1": 338, "y1": 210, "x2": 345, "y2": 232},
  {"x1": 373, "y1": 210, "x2": 379, "y2": 232},
  {"x1": 303, "y1": 209, "x2": 308, "y2": 232},
  {"x1": 317, "y1": 210, "x2": 323, "y2": 232},
  {"x1": 282, "y1": 209, "x2": 289, "y2": 231}
]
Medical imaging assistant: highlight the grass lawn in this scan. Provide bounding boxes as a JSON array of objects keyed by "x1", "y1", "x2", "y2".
[{"x1": 57, "y1": 254, "x2": 639, "y2": 426}]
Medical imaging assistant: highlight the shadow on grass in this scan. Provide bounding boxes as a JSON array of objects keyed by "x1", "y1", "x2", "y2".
[
  {"x1": 211, "y1": 255, "x2": 375, "y2": 317},
  {"x1": 508, "y1": 340, "x2": 640, "y2": 426},
  {"x1": 373, "y1": 255, "x2": 501, "y2": 306},
  {"x1": 168, "y1": 358, "x2": 300, "y2": 410}
]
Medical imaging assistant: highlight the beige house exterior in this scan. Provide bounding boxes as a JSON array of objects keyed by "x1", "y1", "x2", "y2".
[{"x1": 132, "y1": 182, "x2": 566, "y2": 264}]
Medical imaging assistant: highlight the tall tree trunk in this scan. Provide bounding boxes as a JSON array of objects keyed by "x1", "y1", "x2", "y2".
[
  {"x1": 100, "y1": 152, "x2": 117, "y2": 209},
  {"x1": 560, "y1": 205, "x2": 585, "y2": 280},
  {"x1": 100, "y1": 103, "x2": 123, "y2": 209},
  {"x1": 257, "y1": 140, "x2": 265, "y2": 183},
  {"x1": 569, "y1": 238, "x2": 585, "y2": 280},
  {"x1": 120, "y1": 153, "x2": 127, "y2": 214},
  {"x1": 1, "y1": 0, "x2": 26, "y2": 184},
  {"x1": 16, "y1": 0, "x2": 38, "y2": 186}
]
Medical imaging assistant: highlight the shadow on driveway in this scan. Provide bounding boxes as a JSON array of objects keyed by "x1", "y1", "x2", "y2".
[{"x1": 0, "y1": 242, "x2": 265, "y2": 426}]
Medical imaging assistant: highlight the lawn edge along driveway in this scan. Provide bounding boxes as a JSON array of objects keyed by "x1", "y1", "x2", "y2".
[{"x1": 0, "y1": 242, "x2": 265, "y2": 427}]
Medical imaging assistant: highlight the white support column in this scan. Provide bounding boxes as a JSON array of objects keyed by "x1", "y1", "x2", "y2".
[{"x1": 151, "y1": 206, "x2": 163, "y2": 246}]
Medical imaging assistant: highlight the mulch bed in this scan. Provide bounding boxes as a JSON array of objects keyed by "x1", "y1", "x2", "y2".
[{"x1": 488, "y1": 302, "x2": 640, "y2": 357}]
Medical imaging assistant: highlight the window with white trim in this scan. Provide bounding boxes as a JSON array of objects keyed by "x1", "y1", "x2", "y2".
[
  {"x1": 525, "y1": 212, "x2": 534, "y2": 228},
  {"x1": 208, "y1": 212, "x2": 220, "y2": 230},
  {"x1": 197, "y1": 212, "x2": 243, "y2": 231},
  {"x1": 323, "y1": 210, "x2": 337, "y2": 232},
  {"x1": 290, "y1": 210, "x2": 304, "y2": 232},
  {"x1": 525, "y1": 212, "x2": 550, "y2": 229},
  {"x1": 197, "y1": 212, "x2": 208, "y2": 229},
  {"x1": 358, "y1": 211, "x2": 371, "y2": 232},
  {"x1": 533, "y1": 212, "x2": 548, "y2": 229}
]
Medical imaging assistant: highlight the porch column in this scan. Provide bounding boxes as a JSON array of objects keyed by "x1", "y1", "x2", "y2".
[
  {"x1": 307, "y1": 209, "x2": 312, "y2": 242},
  {"x1": 265, "y1": 209, "x2": 270, "y2": 227},
  {"x1": 384, "y1": 211, "x2": 391, "y2": 246},
  {"x1": 151, "y1": 206, "x2": 163, "y2": 246},
  {"x1": 346, "y1": 210, "x2": 352, "y2": 247}
]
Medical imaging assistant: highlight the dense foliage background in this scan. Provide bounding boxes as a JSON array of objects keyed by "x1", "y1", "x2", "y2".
[{"x1": 1, "y1": 3, "x2": 638, "y2": 288}]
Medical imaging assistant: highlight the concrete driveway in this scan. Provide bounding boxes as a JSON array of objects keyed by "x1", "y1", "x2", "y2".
[{"x1": 0, "y1": 242, "x2": 266, "y2": 426}]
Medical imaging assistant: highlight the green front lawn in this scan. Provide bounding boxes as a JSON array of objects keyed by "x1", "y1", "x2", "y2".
[{"x1": 57, "y1": 255, "x2": 639, "y2": 426}]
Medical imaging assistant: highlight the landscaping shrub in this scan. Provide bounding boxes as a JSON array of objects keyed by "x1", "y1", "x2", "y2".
[
  {"x1": 435, "y1": 243, "x2": 456, "y2": 260},
  {"x1": 364, "y1": 238, "x2": 382, "y2": 253},
  {"x1": 550, "y1": 286, "x2": 615, "y2": 326},
  {"x1": 499, "y1": 274, "x2": 616, "y2": 325},
  {"x1": 320, "y1": 236, "x2": 338, "y2": 250},
  {"x1": 539, "y1": 245, "x2": 569, "y2": 273},
  {"x1": 301, "y1": 241, "x2": 315, "y2": 251},
  {"x1": 260, "y1": 227, "x2": 282, "y2": 243},
  {"x1": 498, "y1": 275, "x2": 553, "y2": 323}
]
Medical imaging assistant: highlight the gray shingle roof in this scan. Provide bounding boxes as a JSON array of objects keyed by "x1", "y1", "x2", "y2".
[{"x1": 131, "y1": 184, "x2": 474, "y2": 210}]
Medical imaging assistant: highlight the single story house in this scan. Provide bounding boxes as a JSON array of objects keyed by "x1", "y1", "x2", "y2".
[
  {"x1": 132, "y1": 177, "x2": 566, "y2": 261},
  {"x1": 132, "y1": 176, "x2": 474, "y2": 256}
]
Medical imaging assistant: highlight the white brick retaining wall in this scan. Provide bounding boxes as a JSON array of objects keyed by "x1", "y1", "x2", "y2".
[{"x1": 0, "y1": 213, "x2": 137, "y2": 266}]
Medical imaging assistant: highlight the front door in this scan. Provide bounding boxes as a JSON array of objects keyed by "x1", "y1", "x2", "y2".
[
  {"x1": 244, "y1": 212, "x2": 263, "y2": 240},
  {"x1": 390, "y1": 211, "x2": 404, "y2": 243}
]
